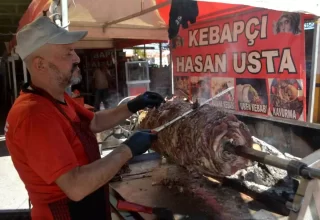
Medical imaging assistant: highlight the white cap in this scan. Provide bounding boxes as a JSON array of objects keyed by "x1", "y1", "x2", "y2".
[{"x1": 16, "y1": 16, "x2": 88, "y2": 60}]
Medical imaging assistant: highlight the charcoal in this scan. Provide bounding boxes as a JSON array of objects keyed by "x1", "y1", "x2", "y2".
[{"x1": 226, "y1": 137, "x2": 296, "y2": 200}]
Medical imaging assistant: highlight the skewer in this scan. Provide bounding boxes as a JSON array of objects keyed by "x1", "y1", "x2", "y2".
[
  {"x1": 152, "y1": 87, "x2": 234, "y2": 133},
  {"x1": 224, "y1": 142, "x2": 320, "y2": 179}
]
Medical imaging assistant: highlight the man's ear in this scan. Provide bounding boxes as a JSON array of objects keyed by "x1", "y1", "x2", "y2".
[{"x1": 33, "y1": 57, "x2": 45, "y2": 71}]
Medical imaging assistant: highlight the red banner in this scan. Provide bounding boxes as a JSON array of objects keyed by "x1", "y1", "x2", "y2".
[{"x1": 172, "y1": 9, "x2": 306, "y2": 121}]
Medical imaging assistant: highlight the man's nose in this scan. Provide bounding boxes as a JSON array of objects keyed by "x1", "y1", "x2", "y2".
[{"x1": 72, "y1": 51, "x2": 80, "y2": 63}]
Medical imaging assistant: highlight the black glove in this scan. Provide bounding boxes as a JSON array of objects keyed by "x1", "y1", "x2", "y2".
[
  {"x1": 127, "y1": 91, "x2": 165, "y2": 113},
  {"x1": 123, "y1": 130, "x2": 157, "y2": 157}
]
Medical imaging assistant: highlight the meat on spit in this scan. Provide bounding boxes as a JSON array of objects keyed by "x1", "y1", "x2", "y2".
[{"x1": 139, "y1": 99, "x2": 253, "y2": 177}]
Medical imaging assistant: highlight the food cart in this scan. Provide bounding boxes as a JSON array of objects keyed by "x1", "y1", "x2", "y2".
[
  {"x1": 161, "y1": 1, "x2": 320, "y2": 159},
  {"x1": 107, "y1": 2, "x2": 320, "y2": 219}
]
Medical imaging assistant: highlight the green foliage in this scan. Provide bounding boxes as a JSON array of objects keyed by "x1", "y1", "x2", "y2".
[{"x1": 133, "y1": 49, "x2": 145, "y2": 58}]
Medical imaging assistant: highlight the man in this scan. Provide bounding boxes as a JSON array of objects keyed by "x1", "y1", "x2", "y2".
[
  {"x1": 93, "y1": 63, "x2": 110, "y2": 111},
  {"x1": 5, "y1": 16, "x2": 164, "y2": 220}
]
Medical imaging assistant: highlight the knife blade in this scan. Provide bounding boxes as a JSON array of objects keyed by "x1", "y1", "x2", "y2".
[{"x1": 151, "y1": 86, "x2": 234, "y2": 133}]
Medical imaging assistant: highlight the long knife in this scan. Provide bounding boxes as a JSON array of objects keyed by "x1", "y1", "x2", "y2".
[{"x1": 151, "y1": 86, "x2": 234, "y2": 133}]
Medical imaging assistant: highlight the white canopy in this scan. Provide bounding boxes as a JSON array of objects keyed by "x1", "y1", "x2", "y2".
[
  {"x1": 12, "y1": 0, "x2": 320, "y2": 50},
  {"x1": 52, "y1": 0, "x2": 169, "y2": 49}
]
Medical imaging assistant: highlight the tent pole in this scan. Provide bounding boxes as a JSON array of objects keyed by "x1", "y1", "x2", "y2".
[
  {"x1": 22, "y1": 61, "x2": 28, "y2": 83},
  {"x1": 61, "y1": 0, "x2": 69, "y2": 30},
  {"x1": 4, "y1": 60, "x2": 8, "y2": 105},
  {"x1": 85, "y1": 56, "x2": 89, "y2": 93},
  {"x1": 159, "y1": 43, "x2": 162, "y2": 67},
  {"x1": 114, "y1": 48, "x2": 119, "y2": 103},
  {"x1": 60, "y1": 0, "x2": 72, "y2": 96},
  {"x1": 11, "y1": 58, "x2": 17, "y2": 99},
  {"x1": 7, "y1": 60, "x2": 12, "y2": 104},
  {"x1": 7, "y1": 60, "x2": 11, "y2": 90},
  {"x1": 307, "y1": 17, "x2": 320, "y2": 123},
  {"x1": 170, "y1": 46, "x2": 174, "y2": 95}
]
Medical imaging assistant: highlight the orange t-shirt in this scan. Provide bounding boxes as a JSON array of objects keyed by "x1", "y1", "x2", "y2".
[{"x1": 5, "y1": 87, "x2": 95, "y2": 220}]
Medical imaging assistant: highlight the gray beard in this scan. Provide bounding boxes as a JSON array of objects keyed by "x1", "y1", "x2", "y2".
[
  {"x1": 48, "y1": 62, "x2": 72, "y2": 88},
  {"x1": 70, "y1": 74, "x2": 82, "y2": 85}
]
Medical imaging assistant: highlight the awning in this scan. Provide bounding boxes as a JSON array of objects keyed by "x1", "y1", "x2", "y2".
[
  {"x1": 9, "y1": 0, "x2": 170, "y2": 51},
  {"x1": 9, "y1": 0, "x2": 320, "y2": 52},
  {"x1": 156, "y1": 0, "x2": 320, "y2": 25}
]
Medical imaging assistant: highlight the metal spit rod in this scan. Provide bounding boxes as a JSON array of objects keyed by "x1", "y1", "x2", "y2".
[
  {"x1": 224, "y1": 142, "x2": 320, "y2": 179},
  {"x1": 152, "y1": 87, "x2": 234, "y2": 133}
]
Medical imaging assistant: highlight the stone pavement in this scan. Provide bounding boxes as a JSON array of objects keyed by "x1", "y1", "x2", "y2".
[
  {"x1": 0, "y1": 135, "x2": 29, "y2": 210},
  {"x1": 0, "y1": 104, "x2": 28, "y2": 210}
]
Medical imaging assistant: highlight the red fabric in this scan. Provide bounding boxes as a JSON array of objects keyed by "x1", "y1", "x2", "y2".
[
  {"x1": 117, "y1": 200, "x2": 153, "y2": 214},
  {"x1": 9, "y1": 0, "x2": 314, "y2": 52},
  {"x1": 114, "y1": 39, "x2": 168, "y2": 49},
  {"x1": 5, "y1": 90, "x2": 94, "y2": 220},
  {"x1": 155, "y1": 0, "x2": 314, "y2": 25},
  {"x1": 156, "y1": 0, "x2": 252, "y2": 25},
  {"x1": 10, "y1": 0, "x2": 51, "y2": 51},
  {"x1": 128, "y1": 87, "x2": 147, "y2": 96}
]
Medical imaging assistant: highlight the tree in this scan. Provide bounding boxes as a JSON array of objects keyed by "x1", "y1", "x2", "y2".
[{"x1": 133, "y1": 49, "x2": 145, "y2": 59}]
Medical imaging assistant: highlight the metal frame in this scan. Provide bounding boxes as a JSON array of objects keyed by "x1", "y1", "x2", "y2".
[
  {"x1": 159, "y1": 43, "x2": 163, "y2": 67},
  {"x1": 8, "y1": 55, "x2": 19, "y2": 99},
  {"x1": 307, "y1": 17, "x2": 320, "y2": 123},
  {"x1": 125, "y1": 61, "x2": 150, "y2": 82},
  {"x1": 114, "y1": 48, "x2": 119, "y2": 103},
  {"x1": 58, "y1": 0, "x2": 71, "y2": 95},
  {"x1": 85, "y1": 56, "x2": 89, "y2": 94},
  {"x1": 6, "y1": 60, "x2": 12, "y2": 104},
  {"x1": 12, "y1": 58, "x2": 17, "y2": 99},
  {"x1": 22, "y1": 61, "x2": 27, "y2": 83},
  {"x1": 6, "y1": 60, "x2": 11, "y2": 91},
  {"x1": 126, "y1": 81, "x2": 151, "y2": 85},
  {"x1": 61, "y1": 0, "x2": 69, "y2": 30},
  {"x1": 125, "y1": 61, "x2": 150, "y2": 96},
  {"x1": 225, "y1": 109, "x2": 320, "y2": 130},
  {"x1": 289, "y1": 149, "x2": 320, "y2": 219},
  {"x1": 170, "y1": 47, "x2": 174, "y2": 95}
]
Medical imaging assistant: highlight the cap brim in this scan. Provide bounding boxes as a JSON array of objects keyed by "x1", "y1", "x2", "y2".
[{"x1": 48, "y1": 30, "x2": 88, "y2": 45}]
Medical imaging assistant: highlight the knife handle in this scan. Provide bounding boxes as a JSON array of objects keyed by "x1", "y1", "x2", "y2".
[
  {"x1": 151, "y1": 130, "x2": 158, "y2": 134},
  {"x1": 117, "y1": 200, "x2": 153, "y2": 214}
]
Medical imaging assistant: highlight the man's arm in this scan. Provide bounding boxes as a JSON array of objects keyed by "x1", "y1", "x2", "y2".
[
  {"x1": 90, "y1": 91, "x2": 165, "y2": 133},
  {"x1": 90, "y1": 104, "x2": 132, "y2": 133},
  {"x1": 21, "y1": 111, "x2": 156, "y2": 202},
  {"x1": 56, "y1": 144, "x2": 132, "y2": 201},
  {"x1": 56, "y1": 131, "x2": 156, "y2": 201}
]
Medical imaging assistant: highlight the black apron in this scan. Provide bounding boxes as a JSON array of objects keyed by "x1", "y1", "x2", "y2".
[{"x1": 28, "y1": 83, "x2": 111, "y2": 220}]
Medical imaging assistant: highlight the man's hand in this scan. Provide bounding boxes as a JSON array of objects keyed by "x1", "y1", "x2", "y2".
[
  {"x1": 127, "y1": 91, "x2": 165, "y2": 113},
  {"x1": 123, "y1": 130, "x2": 157, "y2": 157}
]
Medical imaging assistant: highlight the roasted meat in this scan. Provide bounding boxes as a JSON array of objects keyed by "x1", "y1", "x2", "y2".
[
  {"x1": 139, "y1": 99, "x2": 253, "y2": 177},
  {"x1": 236, "y1": 84, "x2": 262, "y2": 104}
]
